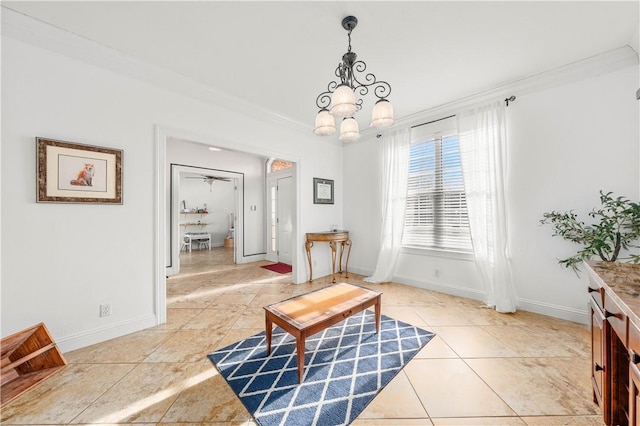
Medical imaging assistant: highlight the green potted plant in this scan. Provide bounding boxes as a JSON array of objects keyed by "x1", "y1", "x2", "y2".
[{"x1": 540, "y1": 191, "x2": 640, "y2": 271}]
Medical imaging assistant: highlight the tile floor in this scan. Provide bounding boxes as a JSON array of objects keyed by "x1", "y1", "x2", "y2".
[{"x1": 1, "y1": 248, "x2": 604, "y2": 425}]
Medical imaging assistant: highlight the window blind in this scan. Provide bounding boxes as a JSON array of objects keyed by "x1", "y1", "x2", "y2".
[{"x1": 403, "y1": 132, "x2": 472, "y2": 252}]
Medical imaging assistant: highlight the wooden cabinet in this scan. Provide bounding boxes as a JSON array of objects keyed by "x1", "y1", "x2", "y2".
[
  {"x1": 630, "y1": 323, "x2": 640, "y2": 426},
  {"x1": 591, "y1": 296, "x2": 608, "y2": 415},
  {"x1": 587, "y1": 261, "x2": 640, "y2": 426}
]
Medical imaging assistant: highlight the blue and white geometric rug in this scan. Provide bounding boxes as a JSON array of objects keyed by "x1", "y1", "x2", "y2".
[{"x1": 208, "y1": 310, "x2": 434, "y2": 426}]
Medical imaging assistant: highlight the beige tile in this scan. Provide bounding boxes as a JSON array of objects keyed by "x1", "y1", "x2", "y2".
[
  {"x1": 251, "y1": 293, "x2": 293, "y2": 308},
  {"x1": 158, "y1": 422, "x2": 258, "y2": 426},
  {"x1": 359, "y1": 371, "x2": 429, "y2": 419},
  {"x1": 160, "y1": 365, "x2": 252, "y2": 423},
  {"x1": 182, "y1": 307, "x2": 243, "y2": 330},
  {"x1": 414, "y1": 305, "x2": 528, "y2": 327},
  {"x1": 1, "y1": 363, "x2": 135, "y2": 424},
  {"x1": 215, "y1": 328, "x2": 265, "y2": 349},
  {"x1": 64, "y1": 329, "x2": 173, "y2": 363},
  {"x1": 156, "y1": 307, "x2": 203, "y2": 330},
  {"x1": 352, "y1": 419, "x2": 434, "y2": 425},
  {"x1": 414, "y1": 334, "x2": 459, "y2": 359},
  {"x1": 466, "y1": 358, "x2": 600, "y2": 416},
  {"x1": 70, "y1": 362, "x2": 207, "y2": 424},
  {"x1": 143, "y1": 329, "x2": 227, "y2": 362},
  {"x1": 381, "y1": 306, "x2": 430, "y2": 327},
  {"x1": 232, "y1": 307, "x2": 268, "y2": 329},
  {"x1": 520, "y1": 415, "x2": 605, "y2": 425},
  {"x1": 214, "y1": 292, "x2": 258, "y2": 306},
  {"x1": 167, "y1": 285, "x2": 225, "y2": 308},
  {"x1": 405, "y1": 359, "x2": 516, "y2": 418},
  {"x1": 432, "y1": 326, "x2": 519, "y2": 358},
  {"x1": 483, "y1": 325, "x2": 590, "y2": 358},
  {"x1": 433, "y1": 418, "x2": 525, "y2": 425}
]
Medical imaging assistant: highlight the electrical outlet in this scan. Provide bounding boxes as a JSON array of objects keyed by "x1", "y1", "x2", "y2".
[
  {"x1": 100, "y1": 304, "x2": 111, "y2": 317},
  {"x1": 434, "y1": 268, "x2": 441, "y2": 278}
]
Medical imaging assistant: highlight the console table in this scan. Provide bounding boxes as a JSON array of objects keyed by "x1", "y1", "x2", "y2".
[
  {"x1": 587, "y1": 261, "x2": 640, "y2": 426},
  {"x1": 305, "y1": 231, "x2": 351, "y2": 283}
]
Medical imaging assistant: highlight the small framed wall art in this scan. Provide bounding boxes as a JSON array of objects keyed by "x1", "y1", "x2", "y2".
[
  {"x1": 36, "y1": 137, "x2": 123, "y2": 204},
  {"x1": 313, "y1": 177, "x2": 334, "y2": 204}
]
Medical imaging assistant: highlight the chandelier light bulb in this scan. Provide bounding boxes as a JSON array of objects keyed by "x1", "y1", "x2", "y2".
[
  {"x1": 330, "y1": 84, "x2": 357, "y2": 117},
  {"x1": 370, "y1": 98, "x2": 395, "y2": 128},
  {"x1": 314, "y1": 109, "x2": 336, "y2": 135},
  {"x1": 339, "y1": 117, "x2": 360, "y2": 142}
]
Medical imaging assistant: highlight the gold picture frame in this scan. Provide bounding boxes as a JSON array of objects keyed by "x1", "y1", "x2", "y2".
[{"x1": 36, "y1": 137, "x2": 123, "y2": 204}]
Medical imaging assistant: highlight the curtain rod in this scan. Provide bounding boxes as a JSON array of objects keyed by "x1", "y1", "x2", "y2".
[
  {"x1": 406, "y1": 95, "x2": 516, "y2": 132},
  {"x1": 410, "y1": 114, "x2": 456, "y2": 129}
]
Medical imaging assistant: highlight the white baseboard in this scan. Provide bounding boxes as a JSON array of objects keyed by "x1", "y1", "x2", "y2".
[
  {"x1": 349, "y1": 265, "x2": 588, "y2": 324},
  {"x1": 55, "y1": 314, "x2": 157, "y2": 353},
  {"x1": 393, "y1": 274, "x2": 487, "y2": 302},
  {"x1": 516, "y1": 298, "x2": 588, "y2": 324}
]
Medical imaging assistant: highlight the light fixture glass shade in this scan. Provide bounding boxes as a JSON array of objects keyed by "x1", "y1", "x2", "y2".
[
  {"x1": 314, "y1": 109, "x2": 336, "y2": 135},
  {"x1": 370, "y1": 98, "x2": 395, "y2": 128},
  {"x1": 339, "y1": 117, "x2": 360, "y2": 142},
  {"x1": 330, "y1": 84, "x2": 357, "y2": 117}
]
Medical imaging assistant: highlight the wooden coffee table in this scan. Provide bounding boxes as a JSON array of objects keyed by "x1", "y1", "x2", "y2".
[{"x1": 264, "y1": 282, "x2": 382, "y2": 383}]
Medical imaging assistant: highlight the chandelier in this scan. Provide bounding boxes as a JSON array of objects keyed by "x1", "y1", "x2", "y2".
[{"x1": 314, "y1": 16, "x2": 395, "y2": 142}]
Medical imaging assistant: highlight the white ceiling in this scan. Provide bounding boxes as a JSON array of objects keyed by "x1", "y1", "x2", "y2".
[{"x1": 4, "y1": 1, "x2": 639, "y2": 132}]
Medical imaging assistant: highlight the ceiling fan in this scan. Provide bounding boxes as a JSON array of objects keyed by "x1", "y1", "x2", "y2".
[{"x1": 186, "y1": 175, "x2": 230, "y2": 191}]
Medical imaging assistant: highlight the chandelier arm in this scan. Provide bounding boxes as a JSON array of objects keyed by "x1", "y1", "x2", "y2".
[
  {"x1": 315, "y1": 80, "x2": 339, "y2": 109},
  {"x1": 315, "y1": 92, "x2": 332, "y2": 110},
  {"x1": 351, "y1": 61, "x2": 392, "y2": 100}
]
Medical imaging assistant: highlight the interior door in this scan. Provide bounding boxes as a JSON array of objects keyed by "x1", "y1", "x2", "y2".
[{"x1": 277, "y1": 176, "x2": 293, "y2": 264}]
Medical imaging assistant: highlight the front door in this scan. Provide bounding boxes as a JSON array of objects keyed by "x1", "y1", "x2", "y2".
[{"x1": 277, "y1": 176, "x2": 293, "y2": 264}]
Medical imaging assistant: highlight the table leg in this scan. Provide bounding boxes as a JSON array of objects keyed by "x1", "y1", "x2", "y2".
[
  {"x1": 329, "y1": 241, "x2": 337, "y2": 283},
  {"x1": 296, "y1": 333, "x2": 305, "y2": 383},
  {"x1": 375, "y1": 296, "x2": 381, "y2": 333},
  {"x1": 344, "y1": 239, "x2": 352, "y2": 279},
  {"x1": 338, "y1": 242, "x2": 345, "y2": 274},
  {"x1": 305, "y1": 240, "x2": 314, "y2": 282},
  {"x1": 265, "y1": 314, "x2": 272, "y2": 355}
]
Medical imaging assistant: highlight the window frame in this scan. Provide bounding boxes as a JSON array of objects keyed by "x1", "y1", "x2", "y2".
[{"x1": 402, "y1": 119, "x2": 473, "y2": 254}]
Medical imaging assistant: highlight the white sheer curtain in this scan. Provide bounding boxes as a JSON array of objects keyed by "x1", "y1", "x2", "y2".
[
  {"x1": 365, "y1": 128, "x2": 411, "y2": 284},
  {"x1": 458, "y1": 101, "x2": 516, "y2": 313}
]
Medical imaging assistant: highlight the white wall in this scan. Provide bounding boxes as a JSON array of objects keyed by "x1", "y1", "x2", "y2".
[
  {"x1": 508, "y1": 66, "x2": 639, "y2": 321},
  {"x1": 1, "y1": 34, "x2": 344, "y2": 352},
  {"x1": 345, "y1": 64, "x2": 639, "y2": 323}
]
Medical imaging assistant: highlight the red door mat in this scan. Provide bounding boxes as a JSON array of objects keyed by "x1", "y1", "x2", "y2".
[{"x1": 260, "y1": 262, "x2": 292, "y2": 274}]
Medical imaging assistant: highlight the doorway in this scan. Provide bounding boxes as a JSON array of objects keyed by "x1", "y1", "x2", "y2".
[
  {"x1": 266, "y1": 170, "x2": 293, "y2": 265},
  {"x1": 156, "y1": 127, "x2": 301, "y2": 325},
  {"x1": 168, "y1": 164, "x2": 241, "y2": 276}
]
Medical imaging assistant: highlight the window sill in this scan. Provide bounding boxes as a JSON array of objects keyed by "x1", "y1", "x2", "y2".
[{"x1": 400, "y1": 246, "x2": 475, "y2": 261}]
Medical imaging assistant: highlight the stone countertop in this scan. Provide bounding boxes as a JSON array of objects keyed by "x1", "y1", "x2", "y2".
[{"x1": 586, "y1": 261, "x2": 640, "y2": 329}]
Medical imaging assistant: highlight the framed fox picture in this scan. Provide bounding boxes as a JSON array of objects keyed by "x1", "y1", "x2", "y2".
[{"x1": 36, "y1": 137, "x2": 123, "y2": 204}]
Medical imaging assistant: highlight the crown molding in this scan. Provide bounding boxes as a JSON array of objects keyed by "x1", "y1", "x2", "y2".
[
  {"x1": 360, "y1": 44, "x2": 639, "y2": 142},
  {"x1": 1, "y1": 7, "x2": 312, "y2": 135}
]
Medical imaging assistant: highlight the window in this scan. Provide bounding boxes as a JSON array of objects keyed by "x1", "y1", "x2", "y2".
[
  {"x1": 270, "y1": 160, "x2": 292, "y2": 173},
  {"x1": 403, "y1": 120, "x2": 472, "y2": 252}
]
